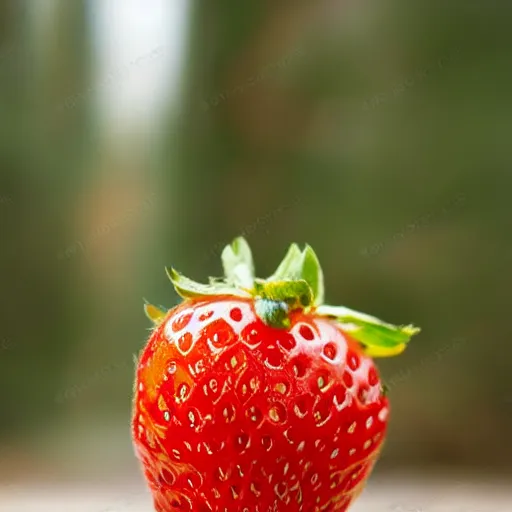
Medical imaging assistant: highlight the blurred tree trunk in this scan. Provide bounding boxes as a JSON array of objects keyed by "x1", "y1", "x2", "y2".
[
  {"x1": 157, "y1": 0, "x2": 315, "y2": 298},
  {"x1": 0, "y1": 0, "x2": 92, "y2": 436}
]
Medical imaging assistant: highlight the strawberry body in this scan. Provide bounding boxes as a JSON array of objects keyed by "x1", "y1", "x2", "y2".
[{"x1": 132, "y1": 239, "x2": 419, "y2": 511}]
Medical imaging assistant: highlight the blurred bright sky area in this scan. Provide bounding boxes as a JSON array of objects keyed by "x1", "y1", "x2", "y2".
[{"x1": 89, "y1": 0, "x2": 189, "y2": 132}]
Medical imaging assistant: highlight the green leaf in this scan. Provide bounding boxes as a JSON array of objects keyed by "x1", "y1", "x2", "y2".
[
  {"x1": 166, "y1": 267, "x2": 250, "y2": 300},
  {"x1": 221, "y1": 237, "x2": 255, "y2": 289},
  {"x1": 269, "y1": 243, "x2": 302, "y2": 280},
  {"x1": 268, "y1": 243, "x2": 325, "y2": 305},
  {"x1": 143, "y1": 300, "x2": 167, "y2": 325},
  {"x1": 300, "y1": 245, "x2": 325, "y2": 305},
  {"x1": 316, "y1": 304, "x2": 420, "y2": 357}
]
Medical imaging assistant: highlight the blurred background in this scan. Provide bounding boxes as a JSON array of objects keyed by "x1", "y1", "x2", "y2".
[{"x1": 1, "y1": 0, "x2": 511, "y2": 510}]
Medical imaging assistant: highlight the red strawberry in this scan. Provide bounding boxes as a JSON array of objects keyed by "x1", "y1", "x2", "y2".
[{"x1": 132, "y1": 238, "x2": 419, "y2": 511}]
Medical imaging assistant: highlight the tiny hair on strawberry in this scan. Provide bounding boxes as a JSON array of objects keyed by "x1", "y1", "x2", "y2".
[{"x1": 132, "y1": 237, "x2": 420, "y2": 512}]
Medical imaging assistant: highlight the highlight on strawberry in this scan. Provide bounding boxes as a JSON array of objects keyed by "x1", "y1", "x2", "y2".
[{"x1": 132, "y1": 237, "x2": 420, "y2": 512}]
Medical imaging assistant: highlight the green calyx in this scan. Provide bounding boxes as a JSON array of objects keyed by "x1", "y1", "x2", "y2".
[{"x1": 147, "y1": 237, "x2": 420, "y2": 358}]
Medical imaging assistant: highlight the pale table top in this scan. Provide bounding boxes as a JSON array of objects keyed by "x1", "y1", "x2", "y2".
[{"x1": 1, "y1": 475, "x2": 511, "y2": 512}]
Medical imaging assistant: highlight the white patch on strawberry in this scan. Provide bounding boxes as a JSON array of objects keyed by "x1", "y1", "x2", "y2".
[
  {"x1": 378, "y1": 407, "x2": 389, "y2": 422},
  {"x1": 353, "y1": 356, "x2": 381, "y2": 403},
  {"x1": 164, "y1": 300, "x2": 256, "y2": 354},
  {"x1": 333, "y1": 390, "x2": 352, "y2": 412}
]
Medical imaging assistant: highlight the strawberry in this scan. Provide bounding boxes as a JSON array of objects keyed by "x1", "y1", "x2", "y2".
[{"x1": 132, "y1": 238, "x2": 419, "y2": 512}]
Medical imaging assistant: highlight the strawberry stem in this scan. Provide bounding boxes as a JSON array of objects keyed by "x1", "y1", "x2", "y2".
[
  {"x1": 153, "y1": 237, "x2": 420, "y2": 355},
  {"x1": 254, "y1": 299, "x2": 291, "y2": 329},
  {"x1": 252, "y1": 279, "x2": 314, "y2": 328}
]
